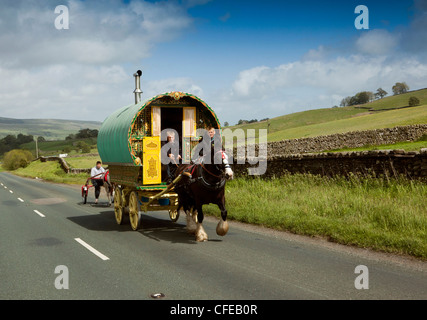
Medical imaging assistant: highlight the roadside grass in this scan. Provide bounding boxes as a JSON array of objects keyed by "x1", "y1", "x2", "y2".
[
  {"x1": 13, "y1": 159, "x2": 88, "y2": 184},
  {"x1": 204, "y1": 174, "x2": 427, "y2": 259}
]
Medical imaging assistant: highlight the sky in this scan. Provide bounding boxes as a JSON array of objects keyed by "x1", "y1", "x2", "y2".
[{"x1": 0, "y1": 0, "x2": 426, "y2": 125}]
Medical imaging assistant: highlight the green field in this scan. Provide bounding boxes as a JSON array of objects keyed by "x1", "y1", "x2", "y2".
[
  {"x1": 0, "y1": 117, "x2": 101, "y2": 140},
  {"x1": 66, "y1": 155, "x2": 102, "y2": 169},
  {"x1": 20, "y1": 138, "x2": 97, "y2": 157},
  {"x1": 268, "y1": 105, "x2": 427, "y2": 141},
  {"x1": 356, "y1": 88, "x2": 427, "y2": 111},
  {"x1": 229, "y1": 88, "x2": 427, "y2": 143},
  {"x1": 325, "y1": 136, "x2": 427, "y2": 153},
  {"x1": 204, "y1": 175, "x2": 427, "y2": 259}
]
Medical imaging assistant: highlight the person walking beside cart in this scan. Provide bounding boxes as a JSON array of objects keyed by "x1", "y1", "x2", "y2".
[{"x1": 91, "y1": 161, "x2": 105, "y2": 204}]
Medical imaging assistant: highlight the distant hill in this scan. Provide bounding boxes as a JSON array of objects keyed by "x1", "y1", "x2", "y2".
[
  {"x1": 229, "y1": 88, "x2": 427, "y2": 142},
  {"x1": 0, "y1": 117, "x2": 102, "y2": 140}
]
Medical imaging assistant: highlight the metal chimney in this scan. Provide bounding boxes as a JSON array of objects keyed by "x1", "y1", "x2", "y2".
[{"x1": 133, "y1": 70, "x2": 142, "y2": 104}]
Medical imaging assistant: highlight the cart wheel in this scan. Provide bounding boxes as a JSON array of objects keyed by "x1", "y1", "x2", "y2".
[
  {"x1": 114, "y1": 186, "x2": 123, "y2": 225},
  {"x1": 129, "y1": 191, "x2": 141, "y2": 231},
  {"x1": 82, "y1": 186, "x2": 88, "y2": 204},
  {"x1": 168, "y1": 209, "x2": 180, "y2": 222}
]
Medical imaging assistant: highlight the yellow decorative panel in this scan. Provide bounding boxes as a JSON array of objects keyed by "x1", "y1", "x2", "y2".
[{"x1": 143, "y1": 137, "x2": 161, "y2": 185}]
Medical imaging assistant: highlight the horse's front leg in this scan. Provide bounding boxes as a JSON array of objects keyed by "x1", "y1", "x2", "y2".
[
  {"x1": 195, "y1": 204, "x2": 208, "y2": 242},
  {"x1": 186, "y1": 206, "x2": 197, "y2": 234},
  {"x1": 216, "y1": 197, "x2": 229, "y2": 236}
]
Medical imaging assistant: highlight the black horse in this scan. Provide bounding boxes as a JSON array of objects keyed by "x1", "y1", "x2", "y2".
[{"x1": 174, "y1": 143, "x2": 233, "y2": 242}]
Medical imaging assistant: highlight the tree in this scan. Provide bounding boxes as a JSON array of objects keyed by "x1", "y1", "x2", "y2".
[
  {"x1": 76, "y1": 128, "x2": 98, "y2": 139},
  {"x1": 37, "y1": 136, "x2": 46, "y2": 143},
  {"x1": 375, "y1": 88, "x2": 387, "y2": 99},
  {"x1": 340, "y1": 96, "x2": 352, "y2": 107},
  {"x1": 349, "y1": 91, "x2": 372, "y2": 106},
  {"x1": 2, "y1": 149, "x2": 33, "y2": 170},
  {"x1": 392, "y1": 82, "x2": 409, "y2": 95},
  {"x1": 65, "y1": 134, "x2": 75, "y2": 140},
  {"x1": 367, "y1": 91, "x2": 375, "y2": 102},
  {"x1": 81, "y1": 144, "x2": 91, "y2": 154},
  {"x1": 62, "y1": 146, "x2": 72, "y2": 153},
  {"x1": 408, "y1": 96, "x2": 420, "y2": 107},
  {"x1": 223, "y1": 121, "x2": 229, "y2": 127}
]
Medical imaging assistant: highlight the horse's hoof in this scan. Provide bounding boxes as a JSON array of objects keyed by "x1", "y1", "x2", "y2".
[
  {"x1": 195, "y1": 224, "x2": 208, "y2": 242},
  {"x1": 216, "y1": 220, "x2": 229, "y2": 236},
  {"x1": 196, "y1": 234, "x2": 208, "y2": 242}
]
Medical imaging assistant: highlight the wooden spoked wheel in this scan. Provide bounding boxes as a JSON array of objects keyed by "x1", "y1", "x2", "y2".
[
  {"x1": 114, "y1": 186, "x2": 123, "y2": 225},
  {"x1": 129, "y1": 191, "x2": 141, "y2": 231},
  {"x1": 168, "y1": 209, "x2": 180, "y2": 222}
]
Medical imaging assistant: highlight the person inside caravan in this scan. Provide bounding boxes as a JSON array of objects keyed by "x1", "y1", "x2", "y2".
[{"x1": 165, "y1": 131, "x2": 181, "y2": 183}]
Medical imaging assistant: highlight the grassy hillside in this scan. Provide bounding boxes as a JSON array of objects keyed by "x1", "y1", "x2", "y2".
[
  {"x1": 229, "y1": 88, "x2": 427, "y2": 142},
  {"x1": 356, "y1": 88, "x2": 427, "y2": 111},
  {"x1": 0, "y1": 117, "x2": 101, "y2": 140},
  {"x1": 20, "y1": 138, "x2": 97, "y2": 156},
  {"x1": 268, "y1": 104, "x2": 427, "y2": 141}
]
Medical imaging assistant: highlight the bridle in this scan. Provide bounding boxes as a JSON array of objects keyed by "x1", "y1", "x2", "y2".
[{"x1": 200, "y1": 150, "x2": 229, "y2": 179}]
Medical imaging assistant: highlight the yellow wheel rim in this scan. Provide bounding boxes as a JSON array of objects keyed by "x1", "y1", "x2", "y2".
[
  {"x1": 169, "y1": 209, "x2": 179, "y2": 222},
  {"x1": 114, "y1": 187, "x2": 123, "y2": 225},
  {"x1": 129, "y1": 191, "x2": 140, "y2": 231}
]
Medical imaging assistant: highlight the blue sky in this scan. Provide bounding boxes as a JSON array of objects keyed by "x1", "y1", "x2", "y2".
[{"x1": 0, "y1": 0, "x2": 426, "y2": 125}]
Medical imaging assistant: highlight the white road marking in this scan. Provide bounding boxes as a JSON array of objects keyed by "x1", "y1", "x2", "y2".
[
  {"x1": 17, "y1": 198, "x2": 24, "y2": 202},
  {"x1": 74, "y1": 238, "x2": 110, "y2": 261},
  {"x1": 9, "y1": 190, "x2": 13, "y2": 194},
  {"x1": 33, "y1": 210, "x2": 46, "y2": 218}
]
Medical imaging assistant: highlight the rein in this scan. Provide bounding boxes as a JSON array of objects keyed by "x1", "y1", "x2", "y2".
[{"x1": 200, "y1": 162, "x2": 223, "y2": 179}]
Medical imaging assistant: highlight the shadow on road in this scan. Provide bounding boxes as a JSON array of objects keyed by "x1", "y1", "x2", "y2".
[{"x1": 67, "y1": 210, "x2": 197, "y2": 245}]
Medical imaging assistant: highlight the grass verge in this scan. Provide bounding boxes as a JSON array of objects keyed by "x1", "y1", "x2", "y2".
[
  {"x1": 204, "y1": 174, "x2": 427, "y2": 260},
  {"x1": 13, "y1": 159, "x2": 88, "y2": 184}
]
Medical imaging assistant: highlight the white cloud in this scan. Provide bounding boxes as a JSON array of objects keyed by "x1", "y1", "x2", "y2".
[
  {"x1": 0, "y1": 0, "x2": 193, "y2": 69},
  {"x1": 355, "y1": 29, "x2": 398, "y2": 55},
  {"x1": 215, "y1": 54, "x2": 427, "y2": 123},
  {"x1": 0, "y1": 0, "x2": 200, "y2": 121}
]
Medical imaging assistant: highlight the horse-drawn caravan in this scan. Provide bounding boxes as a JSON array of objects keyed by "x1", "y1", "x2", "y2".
[{"x1": 97, "y1": 70, "x2": 233, "y2": 241}]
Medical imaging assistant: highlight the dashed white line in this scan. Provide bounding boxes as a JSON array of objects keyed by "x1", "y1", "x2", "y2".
[
  {"x1": 9, "y1": 190, "x2": 13, "y2": 194},
  {"x1": 17, "y1": 198, "x2": 24, "y2": 202},
  {"x1": 33, "y1": 210, "x2": 46, "y2": 218},
  {"x1": 74, "y1": 238, "x2": 110, "y2": 261}
]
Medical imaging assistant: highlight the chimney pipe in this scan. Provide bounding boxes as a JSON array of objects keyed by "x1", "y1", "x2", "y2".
[{"x1": 133, "y1": 70, "x2": 142, "y2": 104}]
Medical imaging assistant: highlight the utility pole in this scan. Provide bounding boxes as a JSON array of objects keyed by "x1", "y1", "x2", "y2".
[{"x1": 35, "y1": 136, "x2": 39, "y2": 158}]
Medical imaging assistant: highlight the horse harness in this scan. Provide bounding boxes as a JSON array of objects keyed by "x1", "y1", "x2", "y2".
[{"x1": 179, "y1": 162, "x2": 226, "y2": 191}]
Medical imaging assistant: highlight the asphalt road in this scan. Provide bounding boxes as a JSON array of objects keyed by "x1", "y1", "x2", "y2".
[{"x1": 0, "y1": 172, "x2": 426, "y2": 300}]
